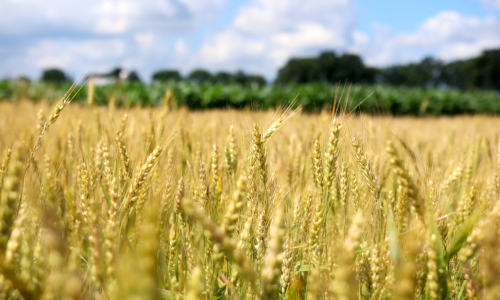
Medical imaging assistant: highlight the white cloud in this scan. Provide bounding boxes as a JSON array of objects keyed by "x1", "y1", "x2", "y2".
[
  {"x1": 0, "y1": 0, "x2": 223, "y2": 38},
  {"x1": 175, "y1": 40, "x2": 190, "y2": 57},
  {"x1": 135, "y1": 33, "x2": 155, "y2": 52},
  {"x1": 199, "y1": 31, "x2": 266, "y2": 63},
  {"x1": 357, "y1": 11, "x2": 500, "y2": 66},
  {"x1": 193, "y1": 2, "x2": 500, "y2": 79},
  {"x1": 352, "y1": 31, "x2": 369, "y2": 46},
  {"x1": 233, "y1": 0, "x2": 353, "y2": 35},
  {"x1": 0, "y1": 35, "x2": 172, "y2": 80},
  {"x1": 0, "y1": 0, "x2": 223, "y2": 79},
  {"x1": 25, "y1": 39, "x2": 128, "y2": 72},
  {"x1": 27, "y1": 41, "x2": 74, "y2": 69},
  {"x1": 480, "y1": 0, "x2": 500, "y2": 8},
  {"x1": 1, "y1": 0, "x2": 500, "y2": 82},
  {"x1": 180, "y1": 0, "x2": 225, "y2": 18},
  {"x1": 195, "y1": 0, "x2": 356, "y2": 78}
]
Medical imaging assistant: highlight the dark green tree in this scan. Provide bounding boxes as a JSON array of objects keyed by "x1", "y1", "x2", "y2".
[
  {"x1": 152, "y1": 70, "x2": 182, "y2": 81},
  {"x1": 475, "y1": 49, "x2": 500, "y2": 90},
  {"x1": 188, "y1": 69, "x2": 213, "y2": 83},
  {"x1": 315, "y1": 51, "x2": 338, "y2": 82},
  {"x1": 381, "y1": 57, "x2": 444, "y2": 87},
  {"x1": 276, "y1": 58, "x2": 317, "y2": 84},
  {"x1": 335, "y1": 53, "x2": 372, "y2": 83},
  {"x1": 276, "y1": 52, "x2": 375, "y2": 85},
  {"x1": 440, "y1": 60, "x2": 474, "y2": 89},
  {"x1": 107, "y1": 67, "x2": 123, "y2": 78},
  {"x1": 232, "y1": 70, "x2": 248, "y2": 85},
  {"x1": 41, "y1": 68, "x2": 67, "y2": 82},
  {"x1": 246, "y1": 74, "x2": 267, "y2": 87},
  {"x1": 379, "y1": 50, "x2": 500, "y2": 90},
  {"x1": 127, "y1": 71, "x2": 141, "y2": 82},
  {"x1": 214, "y1": 71, "x2": 232, "y2": 84}
]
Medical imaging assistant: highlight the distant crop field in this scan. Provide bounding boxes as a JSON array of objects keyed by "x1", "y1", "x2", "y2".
[
  {"x1": 2, "y1": 79, "x2": 500, "y2": 115},
  {"x1": 0, "y1": 93, "x2": 499, "y2": 299}
]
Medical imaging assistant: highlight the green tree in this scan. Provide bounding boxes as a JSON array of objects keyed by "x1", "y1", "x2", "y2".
[
  {"x1": 475, "y1": 49, "x2": 500, "y2": 90},
  {"x1": 381, "y1": 57, "x2": 444, "y2": 87},
  {"x1": 246, "y1": 74, "x2": 267, "y2": 87},
  {"x1": 276, "y1": 58, "x2": 317, "y2": 84},
  {"x1": 315, "y1": 51, "x2": 338, "y2": 82},
  {"x1": 232, "y1": 70, "x2": 248, "y2": 85},
  {"x1": 127, "y1": 71, "x2": 141, "y2": 82},
  {"x1": 276, "y1": 52, "x2": 375, "y2": 85},
  {"x1": 214, "y1": 71, "x2": 232, "y2": 84},
  {"x1": 152, "y1": 70, "x2": 182, "y2": 81},
  {"x1": 188, "y1": 69, "x2": 213, "y2": 83},
  {"x1": 335, "y1": 53, "x2": 373, "y2": 83},
  {"x1": 107, "y1": 67, "x2": 123, "y2": 78},
  {"x1": 41, "y1": 68, "x2": 68, "y2": 82},
  {"x1": 440, "y1": 60, "x2": 475, "y2": 89}
]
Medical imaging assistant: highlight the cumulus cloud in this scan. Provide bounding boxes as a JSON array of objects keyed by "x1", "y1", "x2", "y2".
[
  {"x1": 193, "y1": 0, "x2": 500, "y2": 79},
  {"x1": 0, "y1": 0, "x2": 223, "y2": 78},
  {"x1": 357, "y1": 11, "x2": 500, "y2": 66},
  {"x1": 195, "y1": 2, "x2": 500, "y2": 79},
  {"x1": 196, "y1": 0, "x2": 356, "y2": 78},
  {"x1": 0, "y1": 0, "x2": 223, "y2": 39},
  {"x1": 1, "y1": 0, "x2": 500, "y2": 81},
  {"x1": 199, "y1": 31, "x2": 266, "y2": 64}
]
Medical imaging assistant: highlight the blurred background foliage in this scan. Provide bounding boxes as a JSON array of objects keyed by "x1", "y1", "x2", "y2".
[
  {"x1": 2, "y1": 79, "x2": 500, "y2": 115},
  {"x1": 276, "y1": 49, "x2": 500, "y2": 90},
  {"x1": 1, "y1": 48, "x2": 499, "y2": 115}
]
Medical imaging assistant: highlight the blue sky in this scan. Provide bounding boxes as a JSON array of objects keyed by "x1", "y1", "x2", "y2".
[
  {"x1": 0, "y1": 0, "x2": 499, "y2": 81},
  {"x1": 356, "y1": 0, "x2": 489, "y2": 33}
]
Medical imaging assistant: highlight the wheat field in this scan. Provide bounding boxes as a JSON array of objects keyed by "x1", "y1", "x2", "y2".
[{"x1": 0, "y1": 92, "x2": 500, "y2": 300}]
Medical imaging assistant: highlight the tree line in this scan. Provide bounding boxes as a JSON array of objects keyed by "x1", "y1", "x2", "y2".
[
  {"x1": 39, "y1": 67, "x2": 267, "y2": 87},
  {"x1": 35, "y1": 48, "x2": 500, "y2": 91},
  {"x1": 277, "y1": 49, "x2": 500, "y2": 91}
]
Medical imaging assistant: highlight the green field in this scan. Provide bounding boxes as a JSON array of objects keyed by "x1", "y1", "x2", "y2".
[{"x1": 1, "y1": 79, "x2": 500, "y2": 115}]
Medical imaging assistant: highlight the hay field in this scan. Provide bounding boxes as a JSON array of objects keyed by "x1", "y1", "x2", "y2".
[{"x1": 0, "y1": 98, "x2": 500, "y2": 300}]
